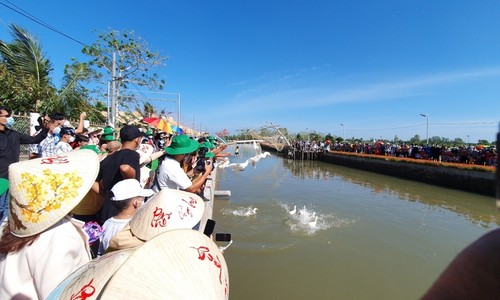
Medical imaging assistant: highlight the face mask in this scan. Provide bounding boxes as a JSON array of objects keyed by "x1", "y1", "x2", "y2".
[
  {"x1": 69, "y1": 136, "x2": 76, "y2": 143},
  {"x1": 52, "y1": 126, "x2": 61, "y2": 135},
  {"x1": 4, "y1": 117, "x2": 15, "y2": 128}
]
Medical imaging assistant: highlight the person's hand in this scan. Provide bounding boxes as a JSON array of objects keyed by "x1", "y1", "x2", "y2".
[
  {"x1": 80, "y1": 112, "x2": 87, "y2": 120},
  {"x1": 204, "y1": 160, "x2": 214, "y2": 174}
]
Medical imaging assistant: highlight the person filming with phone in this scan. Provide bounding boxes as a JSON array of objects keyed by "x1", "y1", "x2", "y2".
[{"x1": 153, "y1": 134, "x2": 213, "y2": 194}]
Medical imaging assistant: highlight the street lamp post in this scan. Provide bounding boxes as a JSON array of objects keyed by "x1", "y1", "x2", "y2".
[
  {"x1": 419, "y1": 114, "x2": 429, "y2": 145},
  {"x1": 339, "y1": 123, "x2": 345, "y2": 141}
]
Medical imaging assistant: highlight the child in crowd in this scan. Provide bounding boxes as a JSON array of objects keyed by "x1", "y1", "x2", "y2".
[{"x1": 97, "y1": 179, "x2": 153, "y2": 256}]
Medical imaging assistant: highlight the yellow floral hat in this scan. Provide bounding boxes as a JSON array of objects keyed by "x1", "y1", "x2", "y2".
[
  {"x1": 8, "y1": 150, "x2": 100, "y2": 237},
  {"x1": 100, "y1": 229, "x2": 229, "y2": 299},
  {"x1": 129, "y1": 189, "x2": 205, "y2": 241}
]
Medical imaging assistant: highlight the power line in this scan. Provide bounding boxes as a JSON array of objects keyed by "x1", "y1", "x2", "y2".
[
  {"x1": 0, "y1": 0, "x2": 87, "y2": 46},
  {"x1": 343, "y1": 121, "x2": 497, "y2": 132}
]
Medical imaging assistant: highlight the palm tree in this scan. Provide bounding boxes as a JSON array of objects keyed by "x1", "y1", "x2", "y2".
[
  {"x1": 0, "y1": 24, "x2": 55, "y2": 112},
  {"x1": 135, "y1": 101, "x2": 157, "y2": 117},
  {"x1": 55, "y1": 61, "x2": 106, "y2": 122}
]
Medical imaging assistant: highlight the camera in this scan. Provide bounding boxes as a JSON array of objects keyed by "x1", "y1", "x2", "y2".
[{"x1": 195, "y1": 147, "x2": 209, "y2": 173}]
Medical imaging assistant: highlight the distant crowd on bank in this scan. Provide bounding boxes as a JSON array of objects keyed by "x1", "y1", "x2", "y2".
[
  {"x1": 0, "y1": 106, "x2": 231, "y2": 299},
  {"x1": 290, "y1": 139, "x2": 497, "y2": 167}
]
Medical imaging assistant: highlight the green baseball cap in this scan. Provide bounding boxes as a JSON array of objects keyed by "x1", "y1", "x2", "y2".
[
  {"x1": 165, "y1": 135, "x2": 200, "y2": 155},
  {"x1": 103, "y1": 126, "x2": 115, "y2": 135},
  {"x1": 80, "y1": 145, "x2": 100, "y2": 154},
  {"x1": 202, "y1": 141, "x2": 215, "y2": 149},
  {"x1": 102, "y1": 134, "x2": 115, "y2": 141}
]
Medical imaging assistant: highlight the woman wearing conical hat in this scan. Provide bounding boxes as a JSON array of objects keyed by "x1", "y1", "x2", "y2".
[{"x1": 0, "y1": 150, "x2": 100, "y2": 299}]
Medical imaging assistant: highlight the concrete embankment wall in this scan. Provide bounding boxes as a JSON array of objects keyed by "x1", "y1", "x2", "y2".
[{"x1": 317, "y1": 152, "x2": 495, "y2": 197}]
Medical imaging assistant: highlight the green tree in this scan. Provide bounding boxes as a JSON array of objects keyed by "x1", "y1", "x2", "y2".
[
  {"x1": 0, "y1": 24, "x2": 55, "y2": 112},
  {"x1": 82, "y1": 30, "x2": 167, "y2": 112},
  {"x1": 409, "y1": 134, "x2": 421, "y2": 144},
  {"x1": 259, "y1": 127, "x2": 273, "y2": 137},
  {"x1": 53, "y1": 60, "x2": 106, "y2": 122},
  {"x1": 135, "y1": 101, "x2": 156, "y2": 117}
]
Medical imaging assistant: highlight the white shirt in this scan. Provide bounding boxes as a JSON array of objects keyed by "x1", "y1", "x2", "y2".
[
  {"x1": 154, "y1": 156, "x2": 192, "y2": 191},
  {"x1": 56, "y1": 141, "x2": 73, "y2": 154},
  {"x1": 98, "y1": 217, "x2": 131, "y2": 256},
  {"x1": 0, "y1": 217, "x2": 91, "y2": 300},
  {"x1": 38, "y1": 133, "x2": 58, "y2": 157}
]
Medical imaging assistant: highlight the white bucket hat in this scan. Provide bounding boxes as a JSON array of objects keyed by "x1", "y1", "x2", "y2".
[
  {"x1": 111, "y1": 179, "x2": 154, "y2": 201},
  {"x1": 46, "y1": 248, "x2": 135, "y2": 300},
  {"x1": 8, "y1": 150, "x2": 99, "y2": 237},
  {"x1": 101, "y1": 229, "x2": 229, "y2": 299},
  {"x1": 128, "y1": 189, "x2": 205, "y2": 241}
]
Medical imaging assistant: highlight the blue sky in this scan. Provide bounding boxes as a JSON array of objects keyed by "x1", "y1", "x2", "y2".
[{"x1": 1, "y1": 0, "x2": 499, "y2": 142}]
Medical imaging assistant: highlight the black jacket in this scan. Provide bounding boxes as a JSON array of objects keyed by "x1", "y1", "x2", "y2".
[{"x1": 0, "y1": 127, "x2": 48, "y2": 179}]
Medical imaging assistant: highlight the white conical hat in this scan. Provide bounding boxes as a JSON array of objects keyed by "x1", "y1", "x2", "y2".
[
  {"x1": 8, "y1": 150, "x2": 99, "y2": 237},
  {"x1": 136, "y1": 143, "x2": 154, "y2": 165},
  {"x1": 101, "y1": 229, "x2": 229, "y2": 299},
  {"x1": 129, "y1": 189, "x2": 205, "y2": 241},
  {"x1": 46, "y1": 249, "x2": 135, "y2": 300},
  {"x1": 139, "y1": 166, "x2": 153, "y2": 188},
  {"x1": 137, "y1": 143, "x2": 155, "y2": 188}
]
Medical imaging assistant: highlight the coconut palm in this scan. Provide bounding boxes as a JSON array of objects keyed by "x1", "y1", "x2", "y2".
[
  {"x1": 0, "y1": 24, "x2": 55, "y2": 112},
  {"x1": 55, "y1": 60, "x2": 106, "y2": 122}
]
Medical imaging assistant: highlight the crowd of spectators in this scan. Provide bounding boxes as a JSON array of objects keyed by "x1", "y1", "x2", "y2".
[
  {"x1": 0, "y1": 105, "x2": 230, "y2": 299},
  {"x1": 290, "y1": 139, "x2": 497, "y2": 167}
]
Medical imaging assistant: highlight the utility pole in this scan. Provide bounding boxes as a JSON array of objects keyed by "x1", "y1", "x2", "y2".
[
  {"x1": 419, "y1": 114, "x2": 429, "y2": 145},
  {"x1": 178, "y1": 93, "x2": 181, "y2": 129},
  {"x1": 110, "y1": 52, "x2": 117, "y2": 127}
]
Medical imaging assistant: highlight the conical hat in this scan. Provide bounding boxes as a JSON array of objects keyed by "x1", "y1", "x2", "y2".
[
  {"x1": 101, "y1": 229, "x2": 229, "y2": 299},
  {"x1": 8, "y1": 150, "x2": 99, "y2": 237},
  {"x1": 129, "y1": 189, "x2": 205, "y2": 241},
  {"x1": 139, "y1": 166, "x2": 153, "y2": 188},
  {"x1": 46, "y1": 249, "x2": 135, "y2": 300},
  {"x1": 136, "y1": 143, "x2": 154, "y2": 165}
]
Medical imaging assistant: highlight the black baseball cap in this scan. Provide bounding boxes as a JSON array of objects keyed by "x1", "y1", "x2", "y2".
[
  {"x1": 60, "y1": 127, "x2": 75, "y2": 136},
  {"x1": 120, "y1": 125, "x2": 145, "y2": 142}
]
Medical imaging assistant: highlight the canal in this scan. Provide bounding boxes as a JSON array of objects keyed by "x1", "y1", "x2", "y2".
[{"x1": 214, "y1": 145, "x2": 499, "y2": 299}]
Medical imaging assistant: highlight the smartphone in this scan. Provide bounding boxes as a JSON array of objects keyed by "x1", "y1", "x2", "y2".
[
  {"x1": 215, "y1": 233, "x2": 232, "y2": 242},
  {"x1": 203, "y1": 219, "x2": 216, "y2": 237}
]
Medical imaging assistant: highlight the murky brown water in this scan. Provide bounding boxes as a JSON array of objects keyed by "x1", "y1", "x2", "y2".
[{"x1": 214, "y1": 144, "x2": 498, "y2": 300}]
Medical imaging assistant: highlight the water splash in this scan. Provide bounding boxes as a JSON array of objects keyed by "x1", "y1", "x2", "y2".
[
  {"x1": 283, "y1": 204, "x2": 356, "y2": 235},
  {"x1": 221, "y1": 206, "x2": 259, "y2": 217}
]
